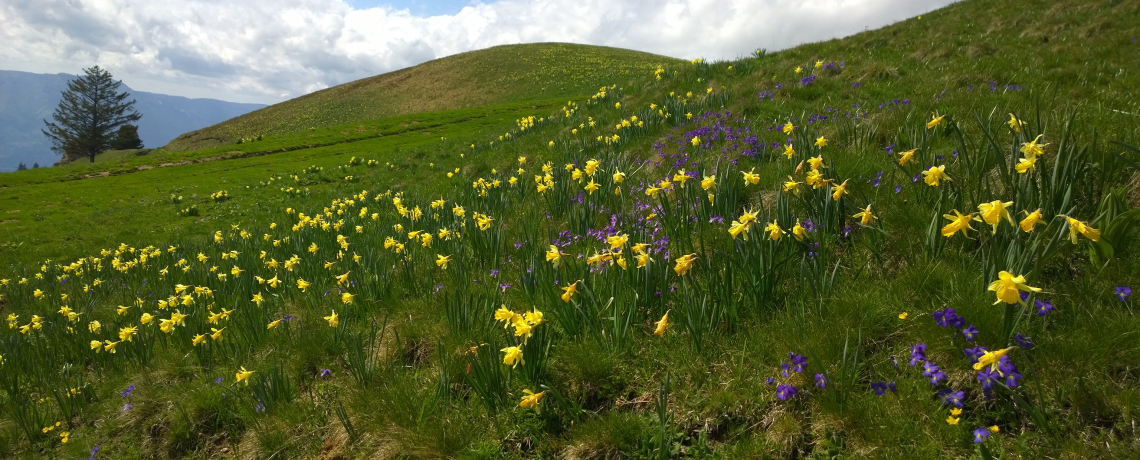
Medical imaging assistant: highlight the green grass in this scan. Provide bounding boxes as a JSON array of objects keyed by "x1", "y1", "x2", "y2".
[
  {"x1": 164, "y1": 43, "x2": 681, "y2": 152},
  {"x1": 2, "y1": 0, "x2": 1140, "y2": 458}
]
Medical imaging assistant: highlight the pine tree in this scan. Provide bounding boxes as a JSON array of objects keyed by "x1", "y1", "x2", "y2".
[
  {"x1": 42, "y1": 66, "x2": 142, "y2": 163},
  {"x1": 111, "y1": 124, "x2": 145, "y2": 150},
  {"x1": 16, "y1": 162, "x2": 28, "y2": 171}
]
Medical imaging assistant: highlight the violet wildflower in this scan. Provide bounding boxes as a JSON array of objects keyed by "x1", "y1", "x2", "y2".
[
  {"x1": 766, "y1": 376, "x2": 775, "y2": 385},
  {"x1": 944, "y1": 390, "x2": 965, "y2": 408},
  {"x1": 842, "y1": 225, "x2": 852, "y2": 238},
  {"x1": 871, "y1": 381, "x2": 887, "y2": 396},
  {"x1": 932, "y1": 307, "x2": 965, "y2": 328},
  {"x1": 998, "y1": 356, "x2": 1022, "y2": 387},
  {"x1": 1117, "y1": 286, "x2": 1132, "y2": 302},
  {"x1": 1014, "y1": 332, "x2": 1033, "y2": 349},
  {"x1": 319, "y1": 368, "x2": 332, "y2": 377},
  {"x1": 887, "y1": 381, "x2": 897, "y2": 393},
  {"x1": 781, "y1": 361, "x2": 790, "y2": 378},
  {"x1": 788, "y1": 353, "x2": 808, "y2": 373},
  {"x1": 889, "y1": 355, "x2": 899, "y2": 369},
  {"x1": 815, "y1": 373, "x2": 827, "y2": 389},
  {"x1": 1034, "y1": 299, "x2": 1055, "y2": 316},
  {"x1": 86, "y1": 446, "x2": 101, "y2": 460},
  {"x1": 120, "y1": 384, "x2": 135, "y2": 398},
  {"x1": 961, "y1": 324, "x2": 979, "y2": 342},
  {"x1": 964, "y1": 346, "x2": 985, "y2": 364},
  {"x1": 123, "y1": 403, "x2": 132, "y2": 411},
  {"x1": 977, "y1": 369, "x2": 999, "y2": 391},
  {"x1": 216, "y1": 377, "x2": 224, "y2": 384},
  {"x1": 909, "y1": 343, "x2": 927, "y2": 366},
  {"x1": 776, "y1": 384, "x2": 798, "y2": 400},
  {"x1": 973, "y1": 427, "x2": 991, "y2": 443},
  {"x1": 895, "y1": 185, "x2": 902, "y2": 194}
]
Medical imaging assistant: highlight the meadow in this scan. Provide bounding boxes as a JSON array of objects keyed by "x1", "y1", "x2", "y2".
[{"x1": 1, "y1": 0, "x2": 1139, "y2": 458}]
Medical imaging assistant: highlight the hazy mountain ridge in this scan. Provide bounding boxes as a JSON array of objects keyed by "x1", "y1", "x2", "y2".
[{"x1": 0, "y1": 69, "x2": 265, "y2": 171}]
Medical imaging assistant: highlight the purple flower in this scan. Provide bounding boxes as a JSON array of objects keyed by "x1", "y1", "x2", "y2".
[
  {"x1": 1035, "y1": 299, "x2": 1055, "y2": 316},
  {"x1": 964, "y1": 346, "x2": 986, "y2": 364},
  {"x1": 780, "y1": 361, "x2": 790, "y2": 378},
  {"x1": 814, "y1": 373, "x2": 827, "y2": 389},
  {"x1": 998, "y1": 356, "x2": 1022, "y2": 387},
  {"x1": 977, "y1": 369, "x2": 999, "y2": 391},
  {"x1": 776, "y1": 384, "x2": 798, "y2": 400},
  {"x1": 120, "y1": 384, "x2": 135, "y2": 398},
  {"x1": 86, "y1": 446, "x2": 101, "y2": 460},
  {"x1": 1117, "y1": 286, "x2": 1132, "y2": 302},
  {"x1": 871, "y1": 381, "x2": 887, "y2": 396},
  {"x1": 788, "y1": 353, "x2": 808, "y2": 373},
  {"x1": 973, "y1": 427, "x2": 991, "y2": 443},
  {"x1": 961, "y1": 324, "x2": 979, "y2": 342},
  {"x1": 1014, "y1": 332, "x2": 1033, "y2": 349},
  {"x1": 319, "y1": 368, "x2": 332, "y2": 377},
  {"x1": 889, "y1": 355, "x2": 899, "y2": 369},
  {"x1": 766, "y1": 376, "x2": 775, "y2": 385},
  {"x1": 216, "y1": 377, "x2": 224, "y2": 384},
  {"x1": 122, "y1": 403, "x2": 132, "y2": 411},
  {"x1": 894, "y1": 185, "x2": 901, "y2": 193},
  {"x1": 932, "y1": 307, "x2": 965, "y2": 328},
  {"x1": 283, "y1": 315, "x2": 296, "y2": 322},
  {"x1": 887, "y1": 381, "x2": 897, "y2": 393},
  {"x1": 909, "y1": 343, "x2": 927, "y2": 366},
  {"x1": 944, "y1": 390, "x2": 965, "y2": 408}
]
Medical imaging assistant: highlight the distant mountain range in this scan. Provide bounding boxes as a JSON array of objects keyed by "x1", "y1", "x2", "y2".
[{"x1": 0, "y1": 69, "x2": 265, "y2": 171}]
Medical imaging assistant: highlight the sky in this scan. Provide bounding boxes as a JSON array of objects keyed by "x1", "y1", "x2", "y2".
[{"x1": 0, "y1": 0, "x2": 958, "y2": 105}]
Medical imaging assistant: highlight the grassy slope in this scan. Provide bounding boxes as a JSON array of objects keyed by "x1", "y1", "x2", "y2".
[
  {"x1": 165, "y1": 43, "x2": 681, "y2": 151},
  {"x1": 1, "y1": 0, "x2": 1140, "y2": 459}
]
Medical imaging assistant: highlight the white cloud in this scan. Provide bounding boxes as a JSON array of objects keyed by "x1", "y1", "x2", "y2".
[{"x1": 0, "y1": 0, "x2": 956, "y2": 104}]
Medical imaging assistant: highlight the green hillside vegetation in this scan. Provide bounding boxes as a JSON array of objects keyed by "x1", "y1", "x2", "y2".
[
  {"x1": 165, "y1": 43, "x2": 680, "y2": 152},
  {"x1": 2, "y1": 0, "x2": 1140, "y2": 458}
]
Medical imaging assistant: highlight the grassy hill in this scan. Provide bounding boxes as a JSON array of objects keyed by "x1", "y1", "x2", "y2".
[
  {"x1": 2, "y1": 0, "x2": 1140, "y2": 459},
  {"x1": 164, "y1": 43, "x2": 681, "y2": 151}
]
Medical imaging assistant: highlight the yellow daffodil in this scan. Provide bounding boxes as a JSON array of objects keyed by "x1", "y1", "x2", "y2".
[
  {"x1": 236, "y1": 367, "x2": 255, "y2": 384},
  {"x1": 119, "y1": 326, "x2": 137, "y2": 342},
  {"x1": 561, "y1": 281, "x2": 579, "y2": 303},
  {"x1": 922, "y1": 165, "x2": 951, "y2": 186},
  {"x1": 297, "y1": 278, "x2": 311, "y2": 291},
  {"x1": 1008, "y1": 114, "x2": 1022, "y2": 132},
  {"x1": 1020, "y1": 134, "x2": 1047, "y2": 160},
  {"x1": 654, "y1": 310, "x2": 670, "y2": 337},
  {"x1": 853, "y1": 205, "x2": 876, "y2": 225},
  {"x1": 942, "y1": 210, "x2": 978, "y2": 237},
  {"x1": 325, "y1": 310, "x2": 339, "y2": 327},
  {"x1": 897, "y1": 149, "x2": 916, "y2": 166},
  {"x1": 673, "y1": 253, "x2": 697, "y2": 276},
  {"x1": 1065, "y1": 217, "x2": 1100, "y2": 243},
  {"x1": 927, "y1": 113, "x2": 946, "y2": 129},
  {"x1": 267, "y1": 320, "x2": 281, "y2": 329},
  {"x1": 766, "y1": 221, "x2": 785, "y2": 241},
  {"x1": 501, "y1": 345, "x2": 523, "y2": 367},
  {"x1": 701, "y1": 175, "x2": 715, "y2": 190},
  {"x1": 987, "y1": 272, "x2": 1040, "y2": 304},
  {"x1": 436, "y1": 254, "x2": 451, "y2": 269},
  {"x1": 1015, "y1": 156, "x2": 1037, "y2": 173},
  {"x1": 742, "y1": 169, "x2": 760, "y2": 185},
  {"x1": 728, "y1": 209, "x2": 759, "y2": 240},
  {"x1": 977, "y1": 200, "x2": 1014, "y2": 233},
  {"x1": 831, "y1": 180, "x2": 849, "y2": 201},
  {"x1": 808, "y1": 155, "x2": 826, "y2": 170},
  {"x1": 973, "y1": 347, "x2": 1015, "y2": 372},
  {"x1": 519, "y1": 389, "x2": 544, "y2": 408},
  {"x1": 783, "y1": 143, "x2": 795, "y2": 159},
  {"x1": 1019, "y1": 209, "x2": 1043, "y2": 233},
  {"x1": 792, "y1": 221, "x2": 807, "y2": 241}
]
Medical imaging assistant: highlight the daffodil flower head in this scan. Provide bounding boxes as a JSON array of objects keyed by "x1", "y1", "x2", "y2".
[{"x1": 987, "y1": 271, "x2": 1040, "y2": 305}]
